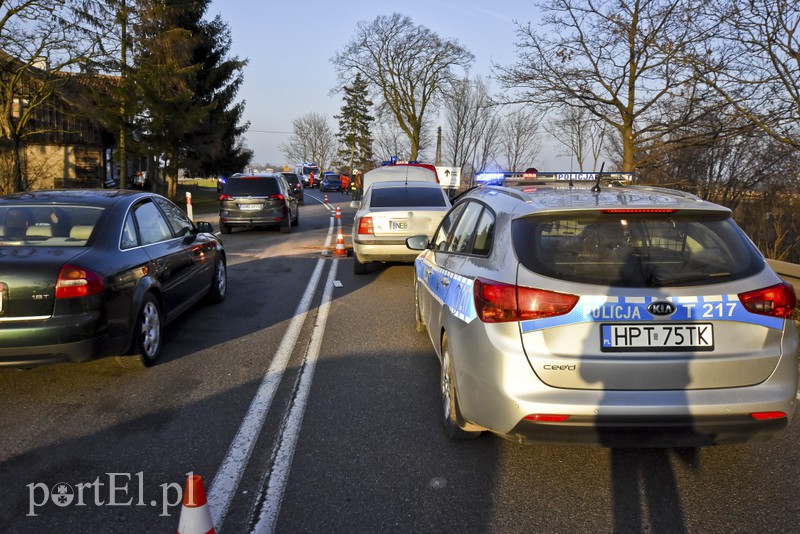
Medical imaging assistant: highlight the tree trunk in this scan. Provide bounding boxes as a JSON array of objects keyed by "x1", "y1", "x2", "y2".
[
  {"x1": 622, "y1": 123, "x2": 636, "y2": 172},
  {"x1": 12, "y1": 135, "x2": 24, "y2": 192}
]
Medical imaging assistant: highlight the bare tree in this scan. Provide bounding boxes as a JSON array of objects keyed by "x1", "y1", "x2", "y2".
[
  {"x1": 0, "y1": 0, "x2": 110, "y2": 192},
  {"x1": 280, "y1": 112, "x2": 338, "y2": 173},
  {"x1": 472, "y1": 113, "x2": 502, "y2": 179},
  {"x1": 499, "y1": 106, "x2": 543, "y2": 172},
  {"x1": 495, "y1": 0, "x2": 716, "y2": 173},
  {"x1": 686, "y1": 0, "x2": 800, "y2": 150},
  {"x1": 546, "y1": 105, "x2": 607, "y2": 171},
  {"x1": 442, "y1": 76, "x2": 501, "y2": 182},
  {"x1": 372, "y1": 117, "x2": 411, "y2": 163},
  {"x1": 331, "y1": 13, "x2": 474, "y2": 161}
]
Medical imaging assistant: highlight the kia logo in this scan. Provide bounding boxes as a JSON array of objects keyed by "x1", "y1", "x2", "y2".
[{"x1": 648, "y1": 301, "x2": 676, "y2": 316}]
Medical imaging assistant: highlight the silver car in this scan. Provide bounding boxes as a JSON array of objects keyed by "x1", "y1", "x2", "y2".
[
  {"x1": 407, "y1": 181, "x2": 798, "y2": 447},
  {"x1": 351, "y1": 180, "x2": 451, "y2": 274}
]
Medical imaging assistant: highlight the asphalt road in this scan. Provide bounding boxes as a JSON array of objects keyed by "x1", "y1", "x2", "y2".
[{"x1": 1, "y1": 187, "x2": 798, "y2": 533}]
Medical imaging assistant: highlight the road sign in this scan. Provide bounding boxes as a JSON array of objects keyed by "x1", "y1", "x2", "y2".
[{"x1": 435, "y1": 166, "x2": 461, "y2": 189}]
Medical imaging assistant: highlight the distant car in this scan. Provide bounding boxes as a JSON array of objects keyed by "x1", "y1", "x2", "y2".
[
  {"x1": 219, "y1": 173, "x2": 299, "y2": 234},
  {"x1": 407, "y1": 181, "x2": 798, "y2": 447},
  {"x1": 351, "y1": 180, "x2": 451, "y2": 274},
  {"x1": 0, "y1": 190, "x2": 227, "y2": 368},
  {"x1": 320, "y1": 174, "x2": 343, "y2": 192},
  {"x1": 129, "y1": 171, "x2": 149, "y2": 189},
  {"x1": 281, "y1": 172, "x2": 304, "y2": 205}
]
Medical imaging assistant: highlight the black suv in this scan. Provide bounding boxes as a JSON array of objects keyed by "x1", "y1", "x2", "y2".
[
  {"x1": 219, "y1": 173, "x2": 299, "y2": 234},
  {"x1": 281, "y1": 172, "x2": 304, "y2": 205}
]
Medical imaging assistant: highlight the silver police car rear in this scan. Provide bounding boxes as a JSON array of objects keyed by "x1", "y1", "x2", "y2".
[{"x1": 463, "y1": 208, "x2": 797, "y2": 447}]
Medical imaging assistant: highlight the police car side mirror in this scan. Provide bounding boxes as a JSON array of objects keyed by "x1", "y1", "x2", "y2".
[
  {"x1": 350, "y1": 200, "x2": 361, "y2": 209},
  {"x1": 406, "y1": 235, "x2": 429, "y2": 251}
]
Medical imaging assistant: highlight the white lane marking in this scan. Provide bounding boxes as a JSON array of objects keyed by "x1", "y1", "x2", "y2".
[
  {"x1": 208, "y1": 258, "x2": 327, "y2": 528},
  {"x1": 251, "y1": 256, "x2": 338, "y2": 534},
  {"x1": 323, "y1": 217, "x2": 334, "y2": 251}
]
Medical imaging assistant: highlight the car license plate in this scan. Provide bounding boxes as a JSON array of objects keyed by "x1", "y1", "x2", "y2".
[
  {"x1": 390, "y1": 220, "x2": 408, "y2": 230},
  {"x1": 238, "y1": 204, "x2": 263, "y2": 211},
  {"x1": 601, "y1": 323, "x2": 714, "y2": 352}
]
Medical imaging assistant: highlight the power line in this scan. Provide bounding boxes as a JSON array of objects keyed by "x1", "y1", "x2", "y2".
[{"x1": 247, "y1": 130, "x2": 292, "y2": 134}]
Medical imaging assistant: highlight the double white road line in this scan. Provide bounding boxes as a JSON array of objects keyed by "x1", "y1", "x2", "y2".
[{"x1": 208, "y1": 210, "x2": 342, "y2": 532}]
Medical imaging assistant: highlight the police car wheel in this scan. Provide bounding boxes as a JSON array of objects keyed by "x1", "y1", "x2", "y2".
[
  {"x1": 414, "y1": 282, "x2": 426, "y2": 333},
  {"x1": 441, "y1": 336, "x2": 481, "y2": 440}
]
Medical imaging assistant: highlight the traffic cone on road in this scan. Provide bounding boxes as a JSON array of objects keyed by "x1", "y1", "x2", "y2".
[
  {"x1": 333, "y1": 227, "x2": 347, "y2": 257},
  {"x1": 324, "y1": 194, "x2": 328, "y2": 203},
  {"x1": 335, "y1": 206, "x2": 341, "y2": 219},
  {"x1": 177, "y1": 474, "x2": 216, "y2": 534}
]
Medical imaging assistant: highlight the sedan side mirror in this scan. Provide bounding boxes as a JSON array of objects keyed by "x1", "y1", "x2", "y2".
[
  {"x1": 350, "y1": 200, "x2": 361, "y2": 209},
  {"x1": 406, "y1": 235, "x2": 429, "y2": 251},
  {"x1": 196, "y1": 221, "x2": 214, "y2": 234}
]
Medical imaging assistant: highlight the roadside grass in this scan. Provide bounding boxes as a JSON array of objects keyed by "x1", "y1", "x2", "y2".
[{"x1": 177, "y1": 178, "x2": 219, "y2": 215}]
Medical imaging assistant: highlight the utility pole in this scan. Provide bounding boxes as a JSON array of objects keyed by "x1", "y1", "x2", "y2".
[
  {"x1": 435, "y1": 126, "x2": 442, "y2": 166},
  {"x1": 118, "y1": 0, "x2": 128, "y2": 190}
]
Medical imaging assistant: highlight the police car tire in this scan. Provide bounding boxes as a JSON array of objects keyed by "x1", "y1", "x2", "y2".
[
  {"x1": 441, "y1": 336, "x2": 481, "y2": 440},
  {"x1": 414, "y1": 284, "x2": 426, "y2": 333}
]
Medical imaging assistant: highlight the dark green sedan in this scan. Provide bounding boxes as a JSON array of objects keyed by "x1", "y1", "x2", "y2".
[{"x1": 0, "y1": 190, "x2": 226, "y2": 368}]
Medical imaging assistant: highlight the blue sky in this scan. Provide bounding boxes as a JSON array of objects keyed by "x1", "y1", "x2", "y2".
[{"x1": 206, "y1": 1, "x2": 548, "y2": 168}]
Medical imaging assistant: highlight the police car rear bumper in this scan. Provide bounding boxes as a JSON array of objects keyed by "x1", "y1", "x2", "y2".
[{"x1": 502, "y1": 413, "x2": 789, "y2": 447}]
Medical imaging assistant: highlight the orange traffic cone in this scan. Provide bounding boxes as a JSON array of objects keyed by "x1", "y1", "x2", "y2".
[
  {"x1": 177, "y1": 474, "x2": 215, "y2": 534},
  {"x1": 333, "y1": 228, "x2": 347, "y2": 257},
  {"x1": 335, "y1": 206, "x2": 341, "y2": 219},
  {"x1": 324, "y1": 194, "x2": 328, "y2": 203}
]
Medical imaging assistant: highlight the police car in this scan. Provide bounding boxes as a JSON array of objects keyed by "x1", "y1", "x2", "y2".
[{"x1": 406, "y1": 175, "x2": 798, "y2": 447}]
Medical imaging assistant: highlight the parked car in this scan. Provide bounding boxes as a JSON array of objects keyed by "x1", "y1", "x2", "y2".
[
  {"x1": 351, "y1": 180, "x2": 451, "y2": 274},
  {"x1": 320, "y1": 173, "x2": 343, "y2": 192},
  {"x1": 281, "y1": 172, "x2": 304, "y2": 205},
  {"x1": 0, "y1": 190, "x2": 227, "y2": 368},
  {"x1": 218, "y1": 173, "x2": 299, "y2": 234},
  {"x1": 407, "y1": 181, "x2": 798, "y2": 447}
]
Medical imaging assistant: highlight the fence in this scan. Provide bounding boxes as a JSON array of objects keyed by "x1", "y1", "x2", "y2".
[{"x1": 766, "y1": 259, "x2": 800, "y2": 295}]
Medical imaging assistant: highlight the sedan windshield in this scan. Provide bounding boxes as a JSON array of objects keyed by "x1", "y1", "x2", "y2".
[{"x1": 0, "y1": 205, "x2": 104, "y2": 246}]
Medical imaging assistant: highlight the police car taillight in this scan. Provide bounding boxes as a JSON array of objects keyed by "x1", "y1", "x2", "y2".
[
  {"x1": 738, "y1": 282, "x2": 796, "y2": 319},
  {"x1": 474, "y1": 278, "x2": 578, "y2": 323}
]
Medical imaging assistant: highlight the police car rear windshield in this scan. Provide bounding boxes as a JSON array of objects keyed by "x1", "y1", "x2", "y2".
[
  {"x1": 512, "y1": 212, "x2": 763, "y2": 287},
  {"x1": 370, "y1": 186, "x2": 447, "y2": 208}
]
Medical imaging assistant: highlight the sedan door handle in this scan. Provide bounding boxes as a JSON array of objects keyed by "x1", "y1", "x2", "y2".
[{"x1": 441, "y1": 277, "x2": 450, "y2": 287}]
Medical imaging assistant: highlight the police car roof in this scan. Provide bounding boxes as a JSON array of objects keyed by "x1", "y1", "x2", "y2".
[{"x1": 468, "y1": 183, "x2": 731, "y2": 215}]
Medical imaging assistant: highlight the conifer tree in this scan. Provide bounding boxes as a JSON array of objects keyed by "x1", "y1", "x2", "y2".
[
  {"x1": 181, "y1": 12, "x2": 252, "y2": 178},
  {"x1": 335, "y1": 73, "x2": 374, "y2": 173}
]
